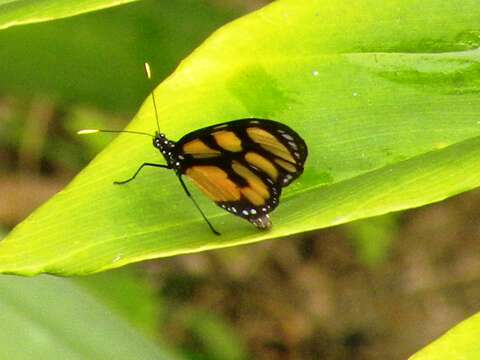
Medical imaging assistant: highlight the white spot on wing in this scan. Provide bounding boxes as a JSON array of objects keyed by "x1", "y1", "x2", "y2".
[{"x1": 288, "y1": 141, "x2": 298, "y2": 150}]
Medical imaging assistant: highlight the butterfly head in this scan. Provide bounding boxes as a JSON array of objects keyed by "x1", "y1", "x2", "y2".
[
  {"x1": 153, "y1": 131, "x2": 166, "y2": 147},
  {"x1": 153, "y1": 131, "x2": 170, "y2": 143}
]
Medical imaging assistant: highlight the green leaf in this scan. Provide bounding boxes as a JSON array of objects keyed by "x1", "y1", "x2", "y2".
[
  {"x1": 0, "y1": 0, "x2": 240, "y2": 113},
  {"x1": 410, "y1": 312, "x2": 480, "y2": 359},
  {"x1": 345, "y1": 214, "x2": 399, "y2": 267},
  {"x1": 0, "y1": 275, "x2": 173, "y2": 359},
  {"x1": 180, "y1": 309, "x2": 249, "y2": 360},
  {"x1": 75, "y1": 267, "x2": 162, "y2": 336},
  {"x1": 0, "y1": 0, "x2": 139, "y2": 31},
  {"x1": 1, "y1": 0, "x2": 480, "y2": 275}
]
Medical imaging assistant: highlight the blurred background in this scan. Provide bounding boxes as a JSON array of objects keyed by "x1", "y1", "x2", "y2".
[{"x1": 2, "y1": 0, "x2": 480, "y2": 359}]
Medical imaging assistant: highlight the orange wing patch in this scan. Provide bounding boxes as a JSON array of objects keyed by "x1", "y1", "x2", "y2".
[
  {"x1": 246, "y1": 127, "x2": 295, "y2": 163},
  {"x1": 274, "y1": 158, "x2": 297, "y2": 173},
  {"x1": 183, "y1": 139, "x2": 220, "y2": 158},
  {"x1": 240, "y1": 187, "x2": 265, "y2": 206},
  {"x1": 212, "y1": 130, "x2": 242, "y2": 152},
  {"x1": 186, "y1": 166, "x2": 241, "y2": 202},
  {"x1": 232, "y1": 161, "x2": 270, "y2": 205},
  {"x1": 245, "y1": 152, "x2": 278, "y2": 180}
]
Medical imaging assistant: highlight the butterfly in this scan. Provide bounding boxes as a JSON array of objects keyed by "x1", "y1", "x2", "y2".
[{"x1": 79, "y1": 63, "x2": 308, "y2": 235}]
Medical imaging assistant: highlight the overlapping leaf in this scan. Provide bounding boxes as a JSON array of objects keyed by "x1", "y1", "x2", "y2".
[
  {"x1": 410, "y1": 312, "x2": 480, "y2": 359},
  {"x1": 0, "y1": 275, "x2": 171, "y2": 359},
  {"x1": 0, "y1": 0, "x2": 139, "y2": 30}
]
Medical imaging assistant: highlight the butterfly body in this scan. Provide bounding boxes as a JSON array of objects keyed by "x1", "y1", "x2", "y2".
[
  {"x1": 153, "y1": 118, "x2": 307, "y2": 230},
  {"x1": 152, "y1": 133, "x2": 181, "y2": 170}
]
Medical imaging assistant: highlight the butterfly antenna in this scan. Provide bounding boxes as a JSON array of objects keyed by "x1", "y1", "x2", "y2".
[
  {"x1": 144, "y1": 62, "x2": 160, "y2": 133},
  {"x1": 77, "y1": 129, "x2": 154, "y2": 137}
]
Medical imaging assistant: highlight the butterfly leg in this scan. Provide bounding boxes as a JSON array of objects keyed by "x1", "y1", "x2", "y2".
[
  {"x1": 114, "y1": 163, "x2": 170, "y2": 185},
  {"x1": 177, "y1": 175, "x2": 221, "y2": 236}
]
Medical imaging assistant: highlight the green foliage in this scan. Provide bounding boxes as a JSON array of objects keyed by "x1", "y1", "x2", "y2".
[
  {"x1": 0, "y1": 275, "x2": 173, "y2": 359},
  {"x1": 179, "y1": 309, "x2": 249, "y2": 360},
  {"x1": 0, "y1": 0, "x2": 139, "y2": 30},
  {"x1": 1, "y1": 0, "x2": 480, "y2": 275},
  {"x1": 410, "y1": 312, "x2": 480, "y2": 359},
  {"x1": 75, "y1": 267, "x2": 161, "y2": 336},
  {"x1": 345, "y1": 214, "x2": 399, "y2": 267},
  {"x1": 0, "y1": 0, "x2": 239, "y2": 113}
]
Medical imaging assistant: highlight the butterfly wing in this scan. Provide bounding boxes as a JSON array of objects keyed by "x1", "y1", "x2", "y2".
[
  {"x1": 235, "y1": 119, "x2": 307, "y2": 186},
  {"x1": 176, "y1": 118, "x2": 307, "y2": 228}
]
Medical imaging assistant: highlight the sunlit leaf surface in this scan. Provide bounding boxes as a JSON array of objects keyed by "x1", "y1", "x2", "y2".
[
  {"x1": 1, "y1": 0, "x2": 480, "y2": 275},
  {"x1": 410, "y1": 312, "x2": 480, "y2": 360},
  {"x1": 0, "y1": 0, "x2": 139, "y2": 30}
]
